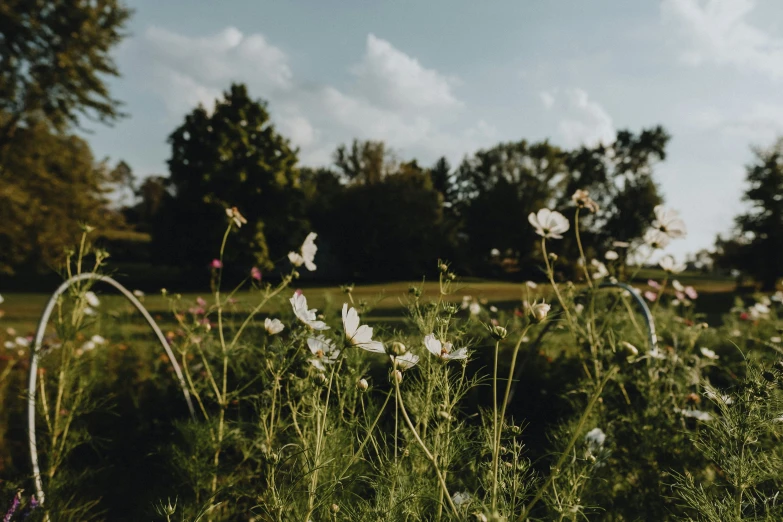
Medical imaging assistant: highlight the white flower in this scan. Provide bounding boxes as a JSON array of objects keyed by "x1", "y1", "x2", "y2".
[
  {"x1": 469, "y1": 301, "x2": 481, "y2": 316},
  {"x1": 288, "y1": 232, "x2": 318, "y2": 271},
  {"x1": 91, "y1": 335, "x2": 106, "y2": 345},
  {"x1": 290, "y1": 293, "x2": 329, "y2": 331},
  {"x1": 672, "y1": 280, "x2": 684, "y2": 292},
  {"x1": 526, "y1": 281, "x2": 538, "y2": 289},
  {"x1": 528, "y1": 208, "x2": 570, "y2": 239},
  {"x1": 699, "y1": 347, "x2": 719, "y2": 360},
  {"x1": 575, "y1": 303, "x2": 585, "y2": 314},
  {"x1": 225, "y1": 206, "x2": 247, "y2": 228},
  {"x1": 84, "y1": 307, "x2": 96, "y2": 316},
  {"x1": 307, "y1": 335, "x2": 341, "y2": 372},
  {"x1": 771, "y1": 336, "x2": 782, "y2": 344},
  {"x1": 772, "y1": 291, "x2": 783, "y2": 303},
  {"x1": 705, "y1": 389, "x2": 734, "y2": 405},
  {"x1": 81, "y1": 340, "x2": 97, "y2": 351},
  {"x1": 612, "y1": 241, "x2": 630, "y2": 248},
  {"x1": 391, "y1": 351, "x2": 419, "y2": 370},
  {"x1": 529, "y1": 300, "x2": 551, "y2": 322},
  {"x1": 452, "y1": 491, "x2": 471, "y2": 508},
  {"x1": 749, "y1": 302, "x2": 770, "y2": 320},
  {"x1": 677, "y1": 409, "x2": 712, "y2": 422},
  {"x1": 652, "y1": 205, "x2": 687, "y2": 239},
  {"x1": 585, "y1": 427, "x2": 606, "y2": 454},
  {"x1": 760, "y1": 295, "x2": 772, "y2": 306},
  {"x1": 460, "y1": 295, "x2": 472, "y2": 310},
  {"x1": 648, "y1": 347, "x2": 667, "y2": 360},
  {"x1": 132, "y1": 289, "x2": 145, "y2": 298},
  {"x1": 621, "y1": 341, "x2": 639, "y2": 357},
  {"x1": 424, "y1": 333, "x2": 468, "y2": 361},
  {"x1": 604, "y1": 250, "x2": 619, "y2": 261},
  {"x1": 85, "y1": 291, "x2": 100, "y2": 307},
  {"x1": 15, "y1": 336, "x2": 29, "y2": 348},
  {"x1": 0, "y1": 294, "x2": 4, "y2": 304},
  {"x1": 264, "y1": 318, "x2": 285, "y2": 335},
  {"x1": 659, "y1": 255, "x2": 686, "y2": 274},
  {"x1": 591, "y1": 259, "x2": 609, "y2": 280},
  {"x1": 489, "y1": 305, "x2": 498, "y2": 313},
  {"x1": 490, "y1": 248, "x2": 500, "y2": 257},
  {"x1": 643, "y1": 228, "x2": 671, "y2": 250},
  {"x1": 342, "y1": 303, "x2": 384, "y2": 353}
]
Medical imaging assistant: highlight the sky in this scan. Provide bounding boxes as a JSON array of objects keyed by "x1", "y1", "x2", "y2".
[{"x1": 82, "y1": 0, "x2": 783, "y2": 260}]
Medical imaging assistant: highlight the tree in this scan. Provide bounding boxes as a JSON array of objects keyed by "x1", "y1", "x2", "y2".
[
  {"x1": 333, "y1": 139, "x2": 396, "y2": 185},
  {"x1": 728, "y1": 139, "x2": 783, "y2": 290},
  {"x1": 160, "y1": 83, "x2": 307, "y2": 270},
  {"x1": 0, "y1": 0, "x2": 131, "y2": 146},
  {"x1": 0, "y1": 121, "x2": 124, "y2": 273}
]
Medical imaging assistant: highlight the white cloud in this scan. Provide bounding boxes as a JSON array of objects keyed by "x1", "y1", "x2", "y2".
[
  {"x1": 129, "y1": 26, "x2": 490, "y2": 167},
  {"x1": 539, "y1": 90, "x2": 555, "y2": 109},
  {"x1": 557, "y1": 89, "x2": 616, "y2": 148},
  {"x1": 352, "y1": 34, "x2": 462, "y2": 112},
  {"x1": 661, "y1": 0, "x2": 783, "y2": 80}
]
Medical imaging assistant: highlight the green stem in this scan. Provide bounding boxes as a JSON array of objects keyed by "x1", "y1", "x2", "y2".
[
  {"x1": 492, "y1": 340, "x2": 500, "y2": 510},
  {"x1": 336, "y1": 389, "x2": 393, "y2": 481}
]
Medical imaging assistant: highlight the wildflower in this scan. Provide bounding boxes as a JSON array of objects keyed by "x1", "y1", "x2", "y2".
[
  {"x1": 771, "y1": 336, "x2": 782, "y2": 343},
  {"x1": 672, "y1": 280, "x2": 684, "y2": 292},
  {"x1": 0, "y1": 294, "x2": 4, "y2": 304},
  {"x1": 469, "y1": 301, "x2": 481, "y2": 315},
  {"x1": 264, "y1": 318, "x2": 284, "y2": 335},
  {"x1": 14, "y1": 337, "x2": 29, "y2": 348},
  {"x1": 81, "y1": 340, "x2": 96, "y2": 351},
  {"x1": 452, "y1": 491, "x2": 472, "y2": 508},
  {"x1": 643, "y1": 228, "x2": 671, "y2": 249},
  {"x1": 389, "y1": 341, "x2": 407, "y2": 356},
  {"x1": 677, "y1": 408, "x2": 712, "y2": 422},
  {"x1": 772, "y1": 291, "x2": 783, "y2": 303},
  {"x1": 571, "y1": 189, "x2": 599, "y2": 213},
  {"x1": 84, "y1": 306, "x2": 96, "y2": 316},
  {"x1": 612, "y1": 240, "x2": 630, "y2": 248},
  {"x1": 705, "y1": 389, "x2": 734, "y2": 405},
  {"x1": 288, "y1": 232, "x2": 318, "y2": 271},
  {"x1": 307, "y1": 335, "x2": 340, "y2": 372},
  {"x1": 643, "y1": 290, "x2": 657, "y2": 301},
  {"x1": 91, "y1": 334, "x2": 106, "y2": 345},
  {"x1": 132, "y1": 289, "x2": 145, "y2": 298},
  {"x1": 652, "y1": 205, "x2": 687, "y2": 239},
  {"x1": 356, "y1": 378, "x2": 369, "y2": 391},
  {"x1": 659, "y1": 255, "x2": 686, "y2": 274},
  {"x1": 250, "y1": 266, "x2": 262, "y2": 281},
  {"x1": 290, "y1": 293, "x2": 329, "y2": 331},
  {"x1": 591, "y1": 259, "x2": 609, "y2": 279},
  {"x1": 489, "y1": 325, "x2": 507, "y2": 341},
  {"x1": 3, "y1": 341, "x2": 14, "y2": 349},
  {"x1": 85, "y1": 291, "x2": 100, "y2": 307},
  {"x1": 528, "y1": 300, "x2": 551, "y2": 322},
  {"x1": 585, "y1": 427, "x2": 606, "y2": 455},
  {"x1": 605, "y1": 250, "x2": 619, "y2": 261},
  {"x1": 526, "y1": 281, "x2": 538, "y2": 289},
  {"x1": 685, "y1": 286, "x2": 698, "y2": 300},
  {"x1": 489, "y1": 305, "x2": 498, "y2": 313},
  {"x1": 392, "y1": 369, "x2": 403, "y2": 383},
  {"x1": 424, "y1": 333, "x2": 468, "y2": 361},
  {"x1": 528, "y1": 208, "x2": 570, "y2": 239},
  {"x1": 210, "y1": 259, "x2": 223, "y2": 269},
  {"x1": 490, "y1": 248, "x2": 500, "y2": 257},
  {"x1": 749, "y1": 302, "x2": 770, "y2": 320},
  {"x1": 575, "y1": 303, "x2": 585, "y2": 314},
  {"x1": 342, "y1": 303, "x2": 384, "y2": 352},
  {"x1": 699, "y1": 347, "x2": 719, "y2": 360},
  {"x1": 390, "y1": 351, "x2": 419, "y2": 371},
  {"x1": 648, "y1": 279, "x2": 661, "y2": 290},
  {"x1": 225, "y1": 206, "x2": 247, "y2": 228}
]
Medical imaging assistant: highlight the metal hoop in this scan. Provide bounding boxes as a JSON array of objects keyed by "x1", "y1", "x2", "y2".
[{"x1": 27, "y1": 273, "x2": 196, "y2": 506}]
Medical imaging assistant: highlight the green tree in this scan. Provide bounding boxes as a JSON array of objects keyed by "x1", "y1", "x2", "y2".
[
  {"x1": 0, "y1": 121, "x2": 123, "y2": 273},
  {"x1": 728, "y1": 139, "x2": 783, "y2": 290},
  {"x1": 333, "y1": 139, "x2": 396, "y2": 185},
  {"x1": 160, "y1": 83, "x2": 307, "y2": 270},
  {"x1": 0, "y1": 0, "x2": 131, "y2": 146}
]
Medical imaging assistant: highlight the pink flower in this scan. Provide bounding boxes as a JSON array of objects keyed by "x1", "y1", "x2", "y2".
[
  {"x1": 647, "y1": 279, "x2": 661, "y2": 290},
  {"x1": 211, "y1": 259, "x2": 223, "y2": 269},
  {"x1": 188, "y1": 306, "x2": 205, "y2": 315},
  {"x1": 685, "y1": 286, "x2": 698, "y2": 300},
  {"x1": 676, "y1": 291, "x2": 685, "y2": 301},
  {"x1": 251, "y1": 266, "x2": 262, "y2": 281},
  {"x1": 196, "y1": 297, "x2": 207, "y2": 307},
  {"x1": 294, "y1": 289, "x2": 303, "y2": 297},
  {"x1": 644, "y1": 291, "x2": 658, "y2": 302}
]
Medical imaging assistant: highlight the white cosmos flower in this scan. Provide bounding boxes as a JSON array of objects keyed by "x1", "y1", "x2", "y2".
[
  {"x1": 652, "y1": 205, "x2": 687, "y2": 239},
  {"x1": 391, "y1": 351, "x2": 419, "y2": 370},
  {"x1": 604, "y1": 250, "x2": 619, "y2": 261},
  {"x1": 490, "y1": 248, "x2": 500, "y2": 257},
  {"x1": 15, "y1": 336, "x2": 29, "y2": 348},
  {"x1": 699, "y1": 347, "x2": 719, "y2": 360},
  {"x1": 591, "y1": 259, "x2": 609, "y2": 280},
  {"x1": 132, "y1": 289, "x2": 145, "y2": 298},
  {"x1": 672, "y1": 280, "x2": 685, "y2": 292},
  {"x1": 749, "y1": 302, "x2": 770, "y2": 320},
  {"x1": 307, "y1": 335, "x2": 341, "y2": 372},
  {"x1": 659, "y1": 255, "x2": 686, "y2": 274},
  {"x1": 528, "y1": 208, "x2": 570, "y2": 239},
  {"x1": 85, "y1": 291, "x2": 100, "y2": 307},
  {"x1": 91, "y1": 335, "x2": 106, "y2": 345},
  {"x1": 612, "y1": 241, "x2": 630, "y2": 248},
  {"x1": 771, "y1": 336, "x2": 782, "y2": 344},
  {"x1": 264, "y1": 318, "x2": 284, "y2": 335},
  {"x1": 452, "y1": 492, "x2": 471, "y2": 508},
  {"x1": 3, "y1": 341, "x2": 14, "y2": 349},
  {"x1": 290, "y1": 293, "x2": 329, "y2": 331},
  {"x1": 643, "y1": 228, "x2": 671, "y2": 250},
  {"x1": 772, "y1": 291, "x2": 783, "y2": 303},
  {"x1": 526, "y1": 281, "x2": 538, "y2": 289},
  {"x1": 424, "y1": 333, "x2": 468, "y2": 361},
  {"x1": 469, "y1": 301, "x2": 481, "y2": 316},
  {"x1": 585, "y1": 427, "x2": 606, "y2": 454},
  {"x1": 225, "y1": 206, "x2": 247, "y2": 228},
  {"x1": 460, "y1": 295, "x2": 472, "y2": 310},
  {"x1": 677, "y1": 408, "x2": 712, "y2": 422},
  {"x1": 342, "y1": 303, "x2": 384, "y2": 353},
  {"x1": 0, "y1": 294, "x2": 4, "y2": 304},
  {"x1": 288, "y1": 232, "x2": 318, "y2": 271},
  {"x1": 84, "y1": 306, "x2": 96, "y2": 316},
  {"x1": 82, "y1": 340, "x2": 96, "y2": 351}
]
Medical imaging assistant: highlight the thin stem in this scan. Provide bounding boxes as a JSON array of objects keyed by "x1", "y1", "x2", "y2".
[
  {"x1": 395, "y1": 379, "x2": 460, "y2": 518},
  {"x1": 574, "y1": 209, "x2": 593, "y2": 289},
  {"x1": 491, "y1": 340, "x2": 500, "y2": 510},
  {"x1": 517, "y1": 366, "x2": 619, "y2": 521},
  {"x1": 336, "y1": 389, "x2": 393, "y2": 481}
]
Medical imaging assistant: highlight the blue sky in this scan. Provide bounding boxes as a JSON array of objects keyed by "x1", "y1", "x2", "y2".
[{"x1": 83, "y1": 0, "x2": 783, "y2": 259}]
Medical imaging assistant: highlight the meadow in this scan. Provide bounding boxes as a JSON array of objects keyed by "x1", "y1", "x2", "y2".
[{"x1": 1, "y1": 204, "x2": 782, "y2": 522}]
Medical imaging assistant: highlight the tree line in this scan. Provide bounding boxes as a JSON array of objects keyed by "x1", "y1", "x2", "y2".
[{"x1": 1, "y1": 0, "x2": 781, "y2": 289}]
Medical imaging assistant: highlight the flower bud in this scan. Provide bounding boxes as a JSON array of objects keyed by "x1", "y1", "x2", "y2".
[
  {"x1": 356, "y1": 378, "x2": 369, "y2": 392},
  {"x1": 620, "y1": 341, "x2": 639, "y2": 357},
  {"x1": 438, "y1": 261, "x2": 449, "y2": 273},
  {"x1": 390, "y1": 341, "x2": 407, "y2": 356},
  {"x1": 529, "y1": 301, "x2": 551, "y2": 322},
  {"x1": 392, "y1": 369, "x2": 403, "y2": 383},
  {"x1": 489, "y1": 325, "x2": 508, "y2": 341},
  {"x1": 331, "y1": 504, "x2": 340, "y2": 513},
  {"x1": 548, "y1": 253, "x2": 558, "y2": 262}
]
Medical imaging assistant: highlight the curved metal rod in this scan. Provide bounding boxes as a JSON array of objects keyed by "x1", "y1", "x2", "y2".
[
  {"x1": 507, "y1": 280, "x2": 657, "y2": 403},
  {"x1": 27, "y1": 273, "x2": 196, "y2": 506}
]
